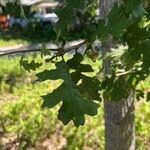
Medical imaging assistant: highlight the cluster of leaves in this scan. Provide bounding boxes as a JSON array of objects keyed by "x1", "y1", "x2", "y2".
[
  {"x1": 36, "y1": 53, "x2": 100, "y2": 127},
  {"x1": 105, "y1": 0, "x2": 150, "y2": 101},
  {"x1": 20, "y1": 0, "x2": 150, "y2": 126},
  {"x1": 0, "y1": 0, "x2": 29, "y2": 18},
  {"x1": 54, "y1": 0, "x2": 97, "y2": 38}
]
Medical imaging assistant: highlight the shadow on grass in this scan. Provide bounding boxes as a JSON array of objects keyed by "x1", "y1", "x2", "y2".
[
  {"x1": 0, "y1": 31, "x2": 52, "y2": 44},
  {"x1": 0, "y1": 25, "x2": 58, "y2": 47}
]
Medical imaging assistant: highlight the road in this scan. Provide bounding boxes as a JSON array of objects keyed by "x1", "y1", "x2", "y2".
[{"x1": 0, "y1": 40, "x2": 86, "y2": 56}]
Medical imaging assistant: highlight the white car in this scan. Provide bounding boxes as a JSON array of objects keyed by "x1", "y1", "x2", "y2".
[{"x1": 33, "y1": 12, "x2": 58, "y2": 24}]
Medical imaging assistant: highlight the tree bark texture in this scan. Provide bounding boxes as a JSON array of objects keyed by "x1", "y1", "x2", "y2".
[
  {"x1": 104, "y1": 92, "x2": 135, "y2": 150},
  {"x1": 99, "y1": 0, "x2": 135, "y2": 150}
]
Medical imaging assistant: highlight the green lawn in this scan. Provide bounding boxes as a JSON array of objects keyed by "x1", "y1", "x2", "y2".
[
  {"x1": 0, "y1": 38, "x2": 29, "y2": 47},
  {"x1": 0, "y1": 27, "x2": 57, "y2": 47},
  {"x1": 0, "y1": 56, "x2": 149, "y2": 150},
  {"x1": 0, "y1": 32, "x2": 50, "y2": 47},
  {"x1": 0, "y1": 33, "x2": 31, "y2": 47}
]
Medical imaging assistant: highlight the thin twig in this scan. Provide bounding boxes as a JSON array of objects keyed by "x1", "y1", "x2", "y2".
[
  {"x1": 64, "y1": 40, "x2": 86, "y2": 53},
  {"x1": 116, "y1": 70, "x2": 132, "y2": 76}
]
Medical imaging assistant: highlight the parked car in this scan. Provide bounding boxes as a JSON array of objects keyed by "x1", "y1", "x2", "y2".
[
  {"x1": 9, "y1": 16, "x2": 29, "y2": 29},
  {"x1": 33, "y1": 12, "x2": 58, "y2": 26},
  {"x1": 33, "y1": 2, "x2": 59, "y2": 26},
  {"x1": 27, "y1": 2, "x2": 59, "y2": 39},
  {"x1": 9, "y1": 2, "x2": 59, "y2": 29}
]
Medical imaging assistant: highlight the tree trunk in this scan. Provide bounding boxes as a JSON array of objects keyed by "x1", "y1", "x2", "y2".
[
  {"x1": 104, "y1": 92, "x2": 135, "y2": 150},
  {"x1": 99, "y1": 0, "x2": 135, "y2": 150}
]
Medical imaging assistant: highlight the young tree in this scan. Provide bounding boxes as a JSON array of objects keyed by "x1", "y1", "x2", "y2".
[
  {"x1": 5, "y1": 0, "x2": 149, "y2": 149},
  {"x1": 99, "y1": 0, "x2": 135, "y2": 149}
]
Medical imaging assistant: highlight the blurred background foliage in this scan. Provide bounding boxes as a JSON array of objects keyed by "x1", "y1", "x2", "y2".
[{"x1": 0, "y1": 55, "x2": 149, "y2": 150}]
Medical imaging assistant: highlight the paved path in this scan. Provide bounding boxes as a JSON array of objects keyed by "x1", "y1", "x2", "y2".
[{"x1": 0, "y1": 40, "x2": 86, "y2": 56}]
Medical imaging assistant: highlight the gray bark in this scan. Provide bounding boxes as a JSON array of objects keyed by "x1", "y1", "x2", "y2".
[
  {"x1": 99, "y1": 0, "x2": 135, "y2": 150},
  {"x1": 104, "y1": 92, "x2": 135, "y2": 150}
]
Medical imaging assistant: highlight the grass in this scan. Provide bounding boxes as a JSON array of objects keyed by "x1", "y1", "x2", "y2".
[
  {"x1": 0, "y1": 22, "x2": 59, "y2": 47},
  {"x1": 0, "y1": 32, "x2": 52, "y2": 47},
  {"x1": 0, "y1": 33, "x2": 31, "y2": 47},
  {"x1": 0, "y1": 38, "x2": 29, "y2": 47},
  {"x1": 0, "y1": 55, "x2": 150, "y2": 150}
]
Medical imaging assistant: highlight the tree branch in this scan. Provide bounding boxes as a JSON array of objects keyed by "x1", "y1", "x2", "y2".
[{"x1": 115, "y1": 70, "x2": 132, "y2": 76}]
